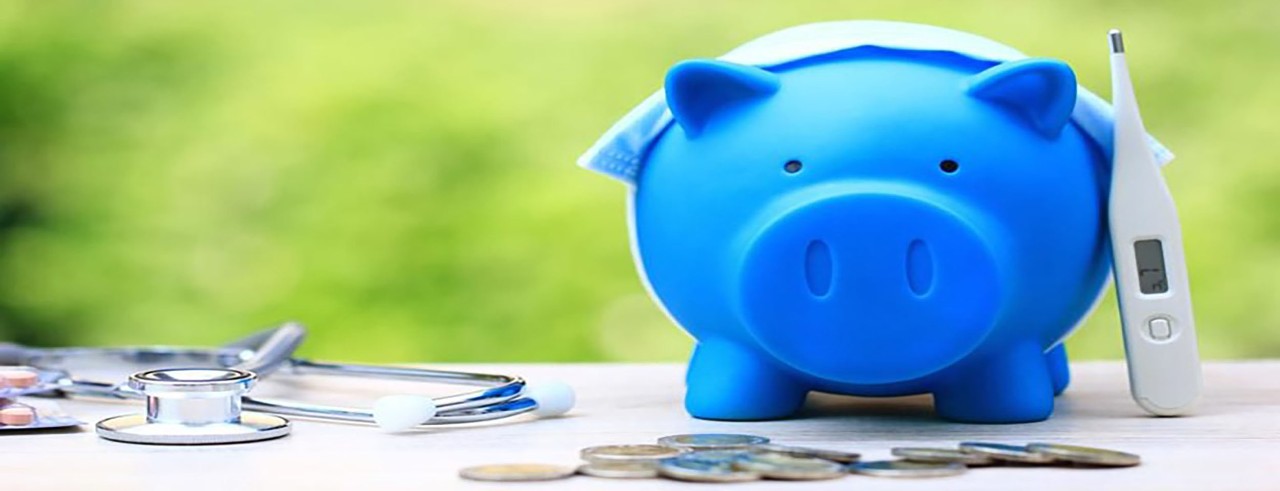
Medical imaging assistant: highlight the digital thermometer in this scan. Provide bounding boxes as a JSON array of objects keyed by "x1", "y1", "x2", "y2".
[{"x1": 1108, "y1": 29, "x2": 1202, "y2": 416}]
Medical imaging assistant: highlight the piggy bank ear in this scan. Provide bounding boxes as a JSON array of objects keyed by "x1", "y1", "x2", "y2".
[
  {"x1": 965, "y1": 59, "x2": 1077, "y2": 138},
  {"x1": 665, "y1": 59, "x2": 780, "y2": 138}
]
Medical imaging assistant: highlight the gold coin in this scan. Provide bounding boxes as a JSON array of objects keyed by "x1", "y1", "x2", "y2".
[
  {"x1": 1027, "y1": 442, "x2": 1141, "y2": 467},
  {"x1": 458, "y1": 463, "x2": 576, "y2": 482}
]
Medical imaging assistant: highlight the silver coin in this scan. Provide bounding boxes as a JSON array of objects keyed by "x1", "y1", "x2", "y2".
[
  {"x1": 1027, "y1": 442, "x2": 1141, "y2": 467},
  {"x1": 577, "y1": 462, "x2": 659, "y2": 479},
  {"x1": 581, "y1": 444, "x2": 687, "y2": 464},
  {"x1": 657, "y1": 452, "x2": 760, "y2": 483},
  {"x1": 850, "y1": 460, "x2": 967, "y2": 478},
  {"x1": 752, "y1": 443, "x2": 861, "y2": 463},
  {"x1": 959, "y1": 442, "x2": 1055, "y2": 464},
  {"x1": 892, "y1": 447, "x2": 994, "y2": 466},
  {"x1": 458, "y1": 463, "x2": 576, "y2": 482},
  {"x1": 677, "y1": 449, "x2": 752, "y2": 463},
  {"x1": 657, "y1": 433, "x2": 770, "y2": 450},
  {"x1": 733, "y1": 452, "x2": 847, "y2": 481}
]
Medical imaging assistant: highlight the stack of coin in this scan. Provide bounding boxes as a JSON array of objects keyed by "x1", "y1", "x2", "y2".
[
  {"x1": 458, "y1": 434, "x2": 1141, "y2": 483},
  {"x1": 578, "y1": 444, "x2": 687, "y2": 478},
  {"x1": 658, "y1": 450, "x2": 761, "y2": 482},
  {"x1": 651, "y1": 434, "x2": 767, "y2": 482},
  {"x1": 653, "y1": 434, "x2": 858, "y2": 482}
]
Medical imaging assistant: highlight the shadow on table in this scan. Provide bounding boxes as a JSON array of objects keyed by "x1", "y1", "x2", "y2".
[{"x1": 799, "y1": 392, "x2": 939, "y2": 421}]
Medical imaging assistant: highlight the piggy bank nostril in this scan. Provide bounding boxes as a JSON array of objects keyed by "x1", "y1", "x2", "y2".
[
  {"x1": 906, "y1": 239, "x2": 935, "y2": 296},
  {"x1": 804, "y1": 240, "x2": 834, "y2": 297}
]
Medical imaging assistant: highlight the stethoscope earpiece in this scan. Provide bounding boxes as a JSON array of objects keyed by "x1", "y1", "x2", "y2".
[{"x1": 370, "y1": 380, "x2": 576, "y2": 433}]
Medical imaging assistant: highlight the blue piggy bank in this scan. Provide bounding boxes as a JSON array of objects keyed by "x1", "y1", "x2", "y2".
[{"x1": 583, "y1": 22, "x2": 1122, "y2": 423}]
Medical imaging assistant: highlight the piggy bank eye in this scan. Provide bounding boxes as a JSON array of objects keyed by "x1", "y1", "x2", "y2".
[
  {"x1": 939, "y1": 159, "x2": 960, "y2": 174},
  {"x1": 784, "y1": 160, "x2": 803, "y2": 174}
]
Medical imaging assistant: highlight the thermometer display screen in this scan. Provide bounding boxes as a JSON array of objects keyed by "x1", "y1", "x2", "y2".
[{"x1": 1134, "y1": 239, "x2": 1169, "y2": 294}]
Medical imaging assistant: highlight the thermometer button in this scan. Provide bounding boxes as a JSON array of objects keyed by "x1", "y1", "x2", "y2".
[{"x1": 1147, "y1": 318, "x2": 1173, "y2": 340}]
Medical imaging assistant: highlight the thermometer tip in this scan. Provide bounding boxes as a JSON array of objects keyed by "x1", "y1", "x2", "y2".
[{"x1": 1109, "y1": 29, "x2": 1125, "y2": 54}]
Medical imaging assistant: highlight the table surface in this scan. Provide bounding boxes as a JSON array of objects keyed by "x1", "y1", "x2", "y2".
[{"x1": 4, "y1": 361, "x2": 1278, "y2": 490}]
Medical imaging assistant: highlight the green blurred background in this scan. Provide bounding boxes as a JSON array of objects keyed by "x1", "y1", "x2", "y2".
[{"x1": 0, "y1": 1, "x2": 1275, "y2": 362}]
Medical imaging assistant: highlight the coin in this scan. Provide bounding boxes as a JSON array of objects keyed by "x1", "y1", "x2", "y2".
[
  {"x1": 849, "y1": 460, "x2": 967, "y2": 478},
  {"x1": 733, "y1": 452, "x2": 847, "y2": 481},
  {"x1": 658, "y1": 433, "x2": 770, "y2": 450},
  {"x1": 1026, "y1": 442, "x2": 1141, "y2": 467},
  {"x1": 458, "y1": 463, "x2": 576, "y2": 482},
  {"x1": 959, "y1": 442, "x2": 1055, "y2": 464},
  {"x1": 751, "y1": 443, "x2": 861, "y2": 463},
  {"x1": 892, "y1": 447, "x2": 994, "y2": 466},
  {"x1": 581, "y1": 444, "x2": 687, "y2": 464},
  {"x1": 675, "y1": 450, "x2": 751, "y2": 463},
  {"x1": 577, "y1": 462, "x2": 659, "y2": 479},
  {"x1": 657, "y1": 451, "x2": 760, "y2": 483}
]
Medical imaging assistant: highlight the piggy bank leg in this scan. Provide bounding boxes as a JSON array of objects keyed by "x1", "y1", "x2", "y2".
[
  {"x1": 684, "y1": 340, "x2": 808, "y2": 420},
  {"x1": 1046, "y1": 344, "x2": 1070, "y2": 396},
  {"x1": 933, "y1": 343, "x2": 1055, "y2": 423}
]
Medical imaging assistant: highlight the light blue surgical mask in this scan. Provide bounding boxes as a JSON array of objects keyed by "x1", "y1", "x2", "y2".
[{"x1": 579, "y1": 20, "x2": 1173, "y2": 185}]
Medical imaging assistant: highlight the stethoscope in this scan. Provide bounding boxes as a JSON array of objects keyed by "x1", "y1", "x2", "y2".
[{"x1": 0, "y1": 322, "x2": 575, "y2": 445}]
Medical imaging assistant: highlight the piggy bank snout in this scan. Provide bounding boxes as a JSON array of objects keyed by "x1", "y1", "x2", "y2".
[{"x1": 737, "y1": 190, "x2": 1004, "y2": 385}]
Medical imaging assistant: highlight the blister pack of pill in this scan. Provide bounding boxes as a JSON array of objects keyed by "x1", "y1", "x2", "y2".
[{"x1": 1, "y1": 366, "x2": 81, "y2": 431}]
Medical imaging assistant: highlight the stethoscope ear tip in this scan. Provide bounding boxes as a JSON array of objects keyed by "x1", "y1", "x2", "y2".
[
  {"x1": 525, "y1": 380, "x2": 575, "y2": 418},
  {"x1": 372, "y1": 395, "x2": 438, "y2": 432}
]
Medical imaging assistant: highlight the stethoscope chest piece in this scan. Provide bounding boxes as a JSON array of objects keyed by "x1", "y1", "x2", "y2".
[{"x1": 96, "y1": 368, "x2": 291, "y2": 445}]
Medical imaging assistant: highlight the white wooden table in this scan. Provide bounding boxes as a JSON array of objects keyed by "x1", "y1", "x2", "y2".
[{"x1": 4, "y1": 362, "x2": 1278, "y2": 490}]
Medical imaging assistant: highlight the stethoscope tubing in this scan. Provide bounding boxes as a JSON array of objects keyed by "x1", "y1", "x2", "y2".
[{"x1": 6, "y1": 345, "x2": 538, "y2": 427}]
